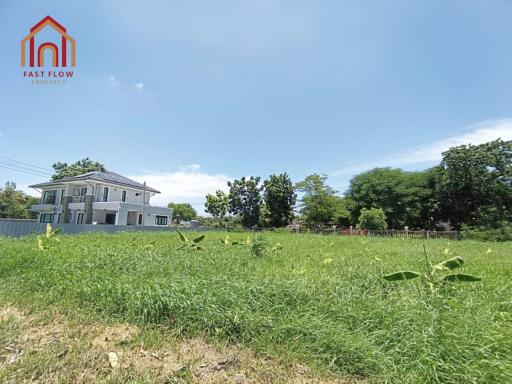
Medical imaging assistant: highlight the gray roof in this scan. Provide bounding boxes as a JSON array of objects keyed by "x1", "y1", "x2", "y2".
[{"x1": 29, "y1": 171, "x2": 160, "y2": 193}]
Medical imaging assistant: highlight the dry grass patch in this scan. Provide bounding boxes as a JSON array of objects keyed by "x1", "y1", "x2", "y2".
[
  {"x1": 0, "y1": 305, "x2": 23, "y2": 322},
  {"x1": 92, "y1": 324, "x2": 140, "y2": 349},
  {"x1": 0, "y1": 304, "x2": 356, "y2": 383}
]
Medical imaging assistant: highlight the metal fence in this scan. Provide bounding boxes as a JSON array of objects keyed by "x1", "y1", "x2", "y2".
[
  {"x1": 293, "y1": 226, "x2": 459, "y2": 240},
  {"x1": 367, "y1": 229, "x2": 459, "y2": 240},
  {"x1": 307, "y1": 227, "x2": 459, "y2": 239},
  {"x1": 0, "y1": 220, "x2": 212, "y2": 238}
]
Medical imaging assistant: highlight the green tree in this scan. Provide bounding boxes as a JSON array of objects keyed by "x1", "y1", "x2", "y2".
[
  {"x1": 357, "y1": 207, "x2": 388, "y2": 230},
  {"x1": 204, "y1": 190, "x2": 228, "y2": 221},
  {"x1": 346, "y1": 167, "x2": 436, "y2": 229},
  {"x1": 228, "y1": 176, "x2": 262, "y2": 228},
  {"x1": 0, "y1": 182, "x2": 38, "y2": 219},
  {"x1": 167, "y1": 202, "x2": 197, "y2": 224},
  {"x1": 437, "y1": 139, "x2": 512, "y2": 229},
  {"x1": 334, "y1": 196, "x2": 351, "y2": 227},
  {"x1": 52, "y1": 158, "x2": 106, "y2": 180},
  {"x1": 258, "y1": 204, "x2": 271, "y2": 228},
  {"x1": 295, "y1": 174, "x2": 338, "y2": 228},
  {"x1": 263, "y1": 173, "x2": 296, "y2": 227}
]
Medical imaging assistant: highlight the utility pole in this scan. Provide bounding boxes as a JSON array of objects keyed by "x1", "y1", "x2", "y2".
[{"x1": 142, "y1": 181, "x2": 146, "y2": 227}]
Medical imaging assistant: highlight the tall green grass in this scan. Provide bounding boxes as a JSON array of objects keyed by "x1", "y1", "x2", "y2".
[{"x1": 1, "y1": 232, "x2": 511, "y2": 382}]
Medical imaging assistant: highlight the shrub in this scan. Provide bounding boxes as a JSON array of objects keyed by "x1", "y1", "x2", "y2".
[
  {"x1": 356, "y1": 207, "x2": 388, "y2": 230},
  {"x1": 461, "y1": 222, "x2": 512, "y2": 242},
  {"x1": 250, "y1": 236, "x2": 269, "y2": 257}
]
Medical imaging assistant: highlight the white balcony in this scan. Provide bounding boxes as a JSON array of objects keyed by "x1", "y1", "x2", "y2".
[
  {"x1": 31, "y1": 204, "x2": 60, "y2": 213},
  {"x1": 68, "y1": 202, "x2": 85, "y2": 210}
]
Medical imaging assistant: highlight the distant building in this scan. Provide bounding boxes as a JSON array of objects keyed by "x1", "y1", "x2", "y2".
[{"x1": 29, "y1": 171, "x2": 172, "y2": 226}]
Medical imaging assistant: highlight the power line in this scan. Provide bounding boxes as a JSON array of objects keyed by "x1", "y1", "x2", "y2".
[
  {"x1": 0, "y1": 164, "x2": 50, "y2": 178},
  {"x1": 0, "y1": 155, "x2": 53, "y2": 172},
  {"x1": 0, "y1": 164, "x2": 52, "y2": 178},
  {"x1": 0, "y1": 161, "x2": 52, "y2": 177}
]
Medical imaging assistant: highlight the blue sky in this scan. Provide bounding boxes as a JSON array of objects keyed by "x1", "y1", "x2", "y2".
[{"x1": 1, "y1": 0, "x2": 511, "y2": 213}]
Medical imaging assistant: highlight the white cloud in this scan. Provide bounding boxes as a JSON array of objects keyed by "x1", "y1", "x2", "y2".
[
  {"x1": 179, "y1": 164, "x2": 200, "y2": 172},
  {"x1": 130, "y1": 165, "x2": 231, "y2": 214},
  {"x1": 134, "y1": 82, "x2": 144, "y2": 90},
  {"x1": 108, "y1": 75, "x2": 120, "y2": 87},
  {"x1": 330, "y1": 119, "x2": 512, "y2": 177}
]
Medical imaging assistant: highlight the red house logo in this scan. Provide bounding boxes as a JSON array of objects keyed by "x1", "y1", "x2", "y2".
[{"x1": 21, "y1": 16, "x2": 76, "y2": 68}]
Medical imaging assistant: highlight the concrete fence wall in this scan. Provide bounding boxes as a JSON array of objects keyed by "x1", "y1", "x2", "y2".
[{"x1": 0, "y1": 220, "x2": 211, "y2": 238}]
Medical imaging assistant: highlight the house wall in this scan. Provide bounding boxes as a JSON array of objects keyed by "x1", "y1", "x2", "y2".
[
  {"x1": 37, "y1": 206, "x2": 173, "y2": 227},
  {"x1": 127, "y1": 211, "x2": 139, "y2": 226},
  {"x1": 93, "y1": 184, "x2": 150, "y2": 204},
  {"x1": 92, "y1": 210, "x2": 106, "y2": 223},
  {"x1": 118, "y1": 205, "x2": 172, "y2": 227},
  {"x1": 33, "y1": 181, "x2": 168, "y2": 227}
]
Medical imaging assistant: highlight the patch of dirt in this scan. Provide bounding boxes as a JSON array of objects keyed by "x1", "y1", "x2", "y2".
[
  {"x1": 14, "y1": 313, "x2": 77, "y2": 352},
  {"x1": 105, "y1": 337, "x2": 234, "y2": 379},
  {"x1": 91, "y1": 324, "x2": 140, "y2": 349},
  {"x1": 20, "y1": 323, "x2": 64, "y2": 347},
  {"x1": 0, "y1": 305, "x2": 24, "y2": 322},
  {"x1": 119, "y1": 346, "x2": 183, "y2": 376}
]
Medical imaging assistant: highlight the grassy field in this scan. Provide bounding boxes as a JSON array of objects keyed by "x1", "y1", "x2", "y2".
[{"x1": 0, "y1": 231, "x2": 511, "y2": 383}]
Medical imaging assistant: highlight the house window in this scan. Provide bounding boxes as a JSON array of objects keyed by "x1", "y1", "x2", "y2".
[
  {"x1": 77, "y1": 212, "x2": 84, "y2": 224},
  {"x1": 42, "y1": 190, "x2": 57, "y2": 205},
  {"x1": 138, "y1": 214, "x2": 142, "y2": 225},
  {"x1": 155, "y1": 215, "x2": 168, "y2": 226},
  {"x1": 80, "y1": 187, "x2": 87, "y2": 202},
  {"x1": 59, "y1": 189, "x2": 65, "y2": 205},
  {"x1": 103, "y1": 187, "x2": 109, "y2": 202},
  {"x1": 122, "y1": 190, "x2": 127, "y2": 202},
  {"x1": 57, "y1": 213, "x2": 61, "y2": 223},
  {"x1": 39, "y1": 213, "x2": 54, "y2": 223}
]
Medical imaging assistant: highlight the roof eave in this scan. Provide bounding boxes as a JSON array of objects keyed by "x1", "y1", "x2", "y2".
[
  {"x1": 28, "y1": 182, "x2": 64, "y2": 189},
  {"x1": 29, "y1": 179, "x2": 160, "y2": 193}
]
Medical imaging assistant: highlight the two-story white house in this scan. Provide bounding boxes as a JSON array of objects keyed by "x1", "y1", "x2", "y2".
[{"x1": 29, "y1": 171, "x2": 173, "y2": 227}]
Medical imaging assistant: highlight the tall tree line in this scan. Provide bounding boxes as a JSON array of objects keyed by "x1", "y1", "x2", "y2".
[
  {"x1": 206, "y1": 139, "x2": 511, "y2": 231},
  {"x1": 345, "y1": 139, "x2": 511, "y2": 230}
]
